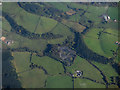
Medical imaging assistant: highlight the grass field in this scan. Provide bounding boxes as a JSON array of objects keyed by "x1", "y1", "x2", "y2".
[
  {"x1": 35, "y1": 16, "x2": 58, "y2": 34},
  {"x1": 83, "y1": 28, "x2": 118, "y2": 57},
  {"x1": 74, "y1": 78, "x2": 105, "y2": 88},
  {"x1": 18, "y1": 68, "x2": 47, "y2": 88},
  {"x1": 100, "y1": 32, "x2": 118, "y2": 57},
  {"x1": 47, "y1": 37, "x2": 67, "y2": 44},
  {"x1": 92, "y1": 61, "x2": 118, "y2": 83},
  {"x1": 50, "y1": 23, "x2": 73, "y2": 44},
  {"x1": 31, "y1": 55, "x2": 64, "y2": 75},
  {"x1": 2, "y1": 17, "x2": 11, "y2": 32},
  {"x1": 11, "y1": 52, "x2": 30, "y2": 73},
  {"x1": 51, "y1": 23, "x2": 72, "y2": 36},
  {"x1": 46, "y1": 75, "x2": 73, "y2": 88},
  {"x1": 83, "y1": 28, "x2": 107, "y2": 57},
  {"x1": 66, "y1": 56, "x2": 104, "y2": 83},
  {"x1": 3, "y1": 2, "x2": 22, "y2": 16}
]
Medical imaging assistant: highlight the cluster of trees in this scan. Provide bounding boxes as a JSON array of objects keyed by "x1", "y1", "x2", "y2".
[
  {"x1": 73, "y1": 32, "x2": 113, "y2": 64},
  {"x1": 2, "y1": 49, "x2": 22, "y2": 88},
  {"x1": 3, "y1": 12, "x2": 63, "y2": 40}
]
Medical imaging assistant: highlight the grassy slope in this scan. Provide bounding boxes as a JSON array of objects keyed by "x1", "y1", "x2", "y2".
[
  {"x1": 83, "y1": 28, "x2": 118, "y2": 57},
  {"x1": 66, "y1": 56, "x2": 104, "y2": 83},
  {"x1": 35, "y1": 16, "x2": 58, "y2": 34},
  {"x1": 18, "y1": 68, "x2": 47, "y2": 88},
  {"x1": 6, "y1": 32, "x2": 47, "y2": 52},
  {"x1": 100, "y1": 33, "x2": 118, "y2": 57},
  {"x1": 31, "y1": 55, "x2": 64, "y2": 75},
  {"x1": 61, "y1": 19, "x2": 86, "y2": 33},
  {"x1": 49, "y1": 23, "x2": 73, "y2": 44},
  {"x1": 46, "y1": 75, "x2": 73, "y2": 88},
  {"x1": 74, "y1": 78, "x2": 105, "y2": 88},
  {"x1": 11, "y1": 52, "x2": 30, "y2": 73},
  {"x1": 83, "y1": 28, "x2": 107, "y2": 57}
]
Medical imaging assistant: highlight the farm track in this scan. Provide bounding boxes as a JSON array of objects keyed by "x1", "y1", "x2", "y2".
[{"x1": 33, "y1": 16, "x2": 41, "y2": 33}]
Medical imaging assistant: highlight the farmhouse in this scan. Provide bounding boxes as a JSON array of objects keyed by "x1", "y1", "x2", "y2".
[
  {"x1": 72, "y1": 70, "x2": 83, "y2": 78},
  {"x1": 58, "y1": 46, "x2": 76, "y2": 66}
]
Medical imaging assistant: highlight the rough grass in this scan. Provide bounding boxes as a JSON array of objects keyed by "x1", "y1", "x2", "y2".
[
  {"x1": 48, "y1": 2, "x2": 70, "y2": 12},
  {"x1": 6, "y1": 32, "x2": 47, "y2": 52},
  {"x1": 2, "y1": 17, "x2": 11, "y2": 32},
  {"x1": 74, "y1": 78, "x2": 105, "y2": 88},
  {"x1": 61, "y1": 19, "x2": 86, "y2": 33},
  {"x1": 11, "y1": 52, "x2": 31, "y2": 73},
  {"x1": 31, "y1": 55, "x2": 64, "y2": 75},
  {"x1": 68, "y1": 3, "x2": 88, "y2": 10},
  {"x1": 46, "y1": 75, "x2": 73, "y2": 88},
  {"x1": 18, "y1": 68, "x2": 47, "y2": 88},
  {"x1": 66, "y1": 56, "x2": 104, "y2": 83},
  {"x1": 92, "y1": 61, "x2": 118, "y2": 83}
]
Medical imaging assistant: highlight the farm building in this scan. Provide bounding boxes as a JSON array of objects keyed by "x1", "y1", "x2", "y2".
[{"x1": 1, "y1": 36, "x2": 14, "y2": 46}]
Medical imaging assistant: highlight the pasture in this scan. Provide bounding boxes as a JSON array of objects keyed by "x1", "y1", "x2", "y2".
[
  {"x1": 31, "y1": 55, "x2": 64, "y2": 75},
  {"x1": 46, "y1": 75, "x2": 73, "y2": 88}
]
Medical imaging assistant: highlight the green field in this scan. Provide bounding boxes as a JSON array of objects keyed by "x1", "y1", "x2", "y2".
[
  {"x1": 31, "y1": 55, "x2": 64, "y2": 75},
  {"x1": 18, "y1": 68, "x2": 47, "y2": 88},
  {"x1": 108, "y1": 7, "x2": 118, "y2": 20},
  {"x1": 3, "y1": 2, "x2": 22, "y2": 16},
  {"x1": 74, "y1": 78, "x2": 105, "y2": 88},
  {"x1": 35, "y1": 16, "x2": 58, "y2": 34},
  {"x1": 50, "y1": 23, "x2": 73, "y2": 44},
  {"x1": 46, "y1": 75, "x2": 73, "y2": 88},
  {"x1": 11, "y1": 52, "x2": 30, "y2": 73},
  {"x1": 100, "y1": 32, "x2": 118, "y2": 57},
  {"x1": 83, "y1": 28, "x2": 107, "y2": 57},
  {"x1": 92, "y1": 61, "x2": 118, "y2": 83},
  {"x1": 66, "y1": 56, "x2": 104, "y2": 83},
  {"x1": 48, "y1": 2, "x2": 70, "y2": 12}
]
